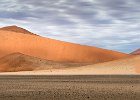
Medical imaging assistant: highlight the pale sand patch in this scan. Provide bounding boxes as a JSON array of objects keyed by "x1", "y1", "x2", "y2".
[
  {"x1": 0, "y1": 65, "x2": 136, "y2": 75},
  {"x1": 0, "y1": 55, "x2": 139, "y2": 75}
]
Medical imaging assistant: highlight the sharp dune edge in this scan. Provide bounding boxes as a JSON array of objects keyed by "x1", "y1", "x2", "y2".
[{"x1": 0, "y1": 25, "x2": 138, "y2": 74}]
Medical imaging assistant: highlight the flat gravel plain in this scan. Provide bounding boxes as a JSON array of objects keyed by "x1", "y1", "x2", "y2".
[{"x1": 0, "y1": 75, "x2": 140, "y2": 100}]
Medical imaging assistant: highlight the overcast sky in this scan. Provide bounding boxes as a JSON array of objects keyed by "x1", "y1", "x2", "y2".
[{"x1": 0, "y1": 0, "x2": 140, "y2": 53}]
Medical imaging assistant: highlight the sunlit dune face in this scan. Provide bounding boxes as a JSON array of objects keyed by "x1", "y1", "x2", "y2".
[{"x1": 0, "y1": 30, "x2": 130, "y2": 64}]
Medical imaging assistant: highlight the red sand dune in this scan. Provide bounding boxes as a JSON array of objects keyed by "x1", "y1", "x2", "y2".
[
  {"x1": 0, "y1": 53, "x2": 87, "y2": 72},
  {"x1": 0, "y1": 25, "x2": 37, "y2": 36},
  {"x1": 131, "y1": 48, "x2": 140, "y2": 55},
  {"x1": 0, "y1": 26, "x2": 130, "y2": 64}
]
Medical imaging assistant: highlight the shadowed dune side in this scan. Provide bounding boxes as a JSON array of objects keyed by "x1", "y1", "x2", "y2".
[
  {"x1": 0, "y1": 25, "x2": 37, "y2": 36},
  {"x1": 0, "y1": 29, "x2": 130, "y2": 64},
  {"x1": 0, "y1": 53, "x2": 88, "y2": 72},
  {"x1": 131, "y1": 48, "x2": 140, "y2": 55}
]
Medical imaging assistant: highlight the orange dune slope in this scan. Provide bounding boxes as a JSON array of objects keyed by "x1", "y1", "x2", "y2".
[
  {"x1": 0, "y1": 26, "x2": 130, "y2": 63},
  {"x1": 0, "y1": 53, "x2": 87, "y2": 72},
  {"x1": 131, "y1": 48, "x2": 140, "y2": 55}
]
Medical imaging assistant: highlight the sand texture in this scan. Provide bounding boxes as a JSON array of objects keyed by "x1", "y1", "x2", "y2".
[{"x1": 0, "y1": 75, "x2": 139, "y2": 100}]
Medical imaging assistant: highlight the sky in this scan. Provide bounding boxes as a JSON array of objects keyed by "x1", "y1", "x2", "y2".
[{"x1": 0, "y1": 0, "x2": 140, "y2": 53}]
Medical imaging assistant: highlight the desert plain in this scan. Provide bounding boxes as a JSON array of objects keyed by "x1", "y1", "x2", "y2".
[{"x1": 0, "y1": 75, "x2": 140, "y2": 100}]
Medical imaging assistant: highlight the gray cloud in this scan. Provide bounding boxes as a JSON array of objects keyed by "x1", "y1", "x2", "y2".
[{"x1": 0, "y1": 0, "x2": 140, "y2": 53}]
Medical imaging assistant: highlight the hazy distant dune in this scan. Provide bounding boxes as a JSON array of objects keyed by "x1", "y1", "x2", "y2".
[{"x1": 131, "y1": 48, "x2": 140, "y2": 55}]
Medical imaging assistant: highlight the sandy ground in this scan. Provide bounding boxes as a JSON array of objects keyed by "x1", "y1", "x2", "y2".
[
  {"x1": 0, "y1": 68, "x2": 137, "y2": 75},
  {"x1": 0, "y1": 55, "x2": 140, "y2": 75},
  {"x1": 0, "y1": 75, "x2": 140, "y2": 100}
]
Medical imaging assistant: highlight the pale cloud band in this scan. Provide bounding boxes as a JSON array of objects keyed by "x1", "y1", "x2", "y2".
[{"x1": 0, "y1": 0, "x2": 140, "y2": 53}]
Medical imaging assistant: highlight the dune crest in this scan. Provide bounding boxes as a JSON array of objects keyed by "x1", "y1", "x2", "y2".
[{"x1": 0, "y1": 25, "x2": 37, "y2": 36}]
